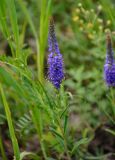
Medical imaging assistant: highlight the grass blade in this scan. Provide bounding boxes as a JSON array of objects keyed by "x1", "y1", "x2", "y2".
[
  {"x1": 0, "y1": 0, "x2": 14, "y2": 56},
  {"x1": 0, "y1": 132, "x2": 7, "y2": 160},
  {"x1": 38, "y1": 0, "x2": 52, "y2": 83},
  {"x1": 0, "y1": 83, "x2": 20, "y2": 160},
  {"x1": 5, "y1": 0, "x2": 20, "y2": 57},
  {"x1": 17, "y1": 0, "x2": 37, "y2": 38},
  {"x1": 30, "y1": 105, "x2": 47, "y2": 160}
]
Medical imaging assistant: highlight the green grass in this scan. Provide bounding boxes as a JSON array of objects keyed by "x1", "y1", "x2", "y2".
[
  {"x1": 0, "y1": 83, "x2": 20, "y2": 160},
  {"x1": 0, "y1": 0, "x2": 115, "y2": 159}
]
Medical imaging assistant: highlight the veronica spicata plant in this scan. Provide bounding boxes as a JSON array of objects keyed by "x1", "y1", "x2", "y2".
[
  {"x1": 104, "y1": 33, "x2": 115, "y2": 87},
  {"x1": 47, "y1": 18, "x2": 64, "y2": 89},
  {"x1": 104, "y1": 32, "x2": 115, "y2": 118}
]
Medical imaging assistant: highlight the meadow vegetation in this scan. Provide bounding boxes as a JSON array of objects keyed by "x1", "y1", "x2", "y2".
[{"x1": 0, "y1": 0, "x2": 115, "y2": 160}]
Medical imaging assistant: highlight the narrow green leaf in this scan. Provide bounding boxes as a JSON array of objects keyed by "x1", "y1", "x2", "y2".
[
  {"x1": 105, "y1": 128, "x2": 115, "y2": 136},
  {"x1": 0, "y1": 133, "x2": 7, "y2": 160},
  {"x1": 17, "y1": 0, "x2": 37, "y2": 38},
  {"x1": 64, "y1": 115, "x2": 68, "y2": 134},
  {"x1": 0, "y1": 0, "x2": 14, "y2": 56},
  {"x1": 20, "y1": 151, "x2": 40, "y2": 160},
  {"x1": 5, "y1": 0, "x2": 20, "y2": 57},
  {"x1": 71, "y1": 138, "x2": 89, "y2": 154},
  {"x1": 0, "y1": 67, "x2": 25, "y2": 98},
  {"x1": 30, "y1": 106, "x2": 47, "y2": 159},
  {"x1": 49, "y1": 127, "x2": 63, "y2": 140},
  {"x1": 0, "y1": 83, "x2": 20, "y2": 160}
]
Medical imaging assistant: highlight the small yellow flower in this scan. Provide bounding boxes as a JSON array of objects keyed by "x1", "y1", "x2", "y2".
[
  {"x1": 76, "y1": 8, "x2": 80, "y2": 13},
  {"x1": 88, "y1": 34, "x2": 94, "y2": 39},
  {"x1": 73, "y1": 16, "x2": 79, "y2": 22},
  {"x1": 107, "y1": 20, "x2": 111, "y2": 25},
  {"x1": 87, "y1": 23, "x2": 93, "y2": 29},
  {"x1": 90, "y1": 9, "x2": 94, "y2": 13},
  {"x1": 99, "y1": 26, "x2": 103, "y2": 30},
  {"x1": 98, "y1": 5, "x2": 102, "y2": 11},
  {"x1": 80, "y1": 27, "x2": 83, "y2": 31},
  {"x1": 97, "y1": 18, "x2": 103, "y2": 23},
  {"x1": 78, "y1": 3, "x2": 82, "y2": 7},
  {"x1": 104, "y1": 28, "x2": 110, "y2": 33},
  {"x1": 85, "y1": 10, "x2": 89, "y2": 15}
]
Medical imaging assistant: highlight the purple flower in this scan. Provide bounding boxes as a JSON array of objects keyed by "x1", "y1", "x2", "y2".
[
  {"x1": 47, "y1": 18, "x2": 64, "y2": 89},
  {"x1": 104, "y1": 33, "x2": 115, "y2": 87}
]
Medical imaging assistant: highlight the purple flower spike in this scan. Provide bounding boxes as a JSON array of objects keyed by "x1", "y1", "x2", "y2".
[
  {"x1": 47, "y1": 18, "x2": 64, "y2": 89},
  {"x1": 104, "y1": 33, "x2": 115, "y2": 87}
]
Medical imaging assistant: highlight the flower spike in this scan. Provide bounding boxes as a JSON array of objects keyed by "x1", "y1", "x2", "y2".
[
  {"x1": 104, "y1": 32, "x2": 115, "y2": 87},
  {"x1": 47, "y1": 18, "x2": 64, "y2": 89}
]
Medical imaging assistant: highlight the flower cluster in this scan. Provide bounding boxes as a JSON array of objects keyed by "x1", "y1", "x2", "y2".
[
  {"x1": 47, "y1": 18, "x2": 64, "y2": 89},
  {"x1": 104, "y1": 33, "x2": 115, "y2": 87},
  {"x1": 72, "y1": 3, "x2": 111, "y2": 40}
]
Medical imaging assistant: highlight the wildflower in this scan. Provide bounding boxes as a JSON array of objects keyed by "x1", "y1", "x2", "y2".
[
  {"x1": 104, "y1": 32, "x2": 115, "y2": 87},
  {"x1": 78, "y1": 3, "x2": 82, "y2": 7},
  {"x1": 105, "y1": 28, "x2": 110, "y2": 33},
  {"x1": 73, "y1": 16, "x2": 79, "y2": 22},
  {"x1": 47, "y1": 18, "x2": 64, "y2": 89},
  {"x1": 107, "y1": 20, "x2": 111, "y2": 26},
  {"x1": 98, "y1": 5, "x2": 102, "y2": 11},
  {"x1": 87, "y1": 23, "x2": 93, "y2": 29},
  {"x1": 88, "y1": 33, "x2": 94, "y2": 39},
  {"x1": 99, "y1": 26, "x2": 103, "y2": 31},
  {"x1": 90, "y1": 9, "x2": 94, "y2": 13},
  {"x1": 80, "y1": 27, "x2": 83, "y2": 31},
  {"x1": 97, "y1": 18, "x2": 103, "y2": 24},
  {"x1": 75, "y1": 8, "x2": 80, "y2": 13}
]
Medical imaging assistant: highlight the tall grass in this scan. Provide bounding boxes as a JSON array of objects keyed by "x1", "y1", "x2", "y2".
[
  {"x1": 0, "y1": 0, "x2": 20, "y2": 57},
  {"x1": 17, "y1": 0, "x2": 52, "y2": 83},
  {"x1": 39, "y1": 0, "x2": 52, "y2": 83},
  {"x1": 0, "y1": 83, "x2": 20, "y2": 160},
  {"x1": 0, "y1": 0, "x2": 52, "y2": 159},
  {"x1": 0, "y1": 131, "x2": 7, "y2": 160}
]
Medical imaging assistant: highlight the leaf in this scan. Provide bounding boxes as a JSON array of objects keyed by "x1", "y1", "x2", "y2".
[
  {"x1": 49, "y1": 127, "x2": 63, "y2": 140},
  {"x1": 105, "y1": 128, "x2": 115, "y2": 136},
  {"x1": 0, "y1": 0, "x2": 14, "y2": 56},
  {"x1": 71, "y1": 138, "x2": 89, "y2": 154},
  {"x1": 0, "y1": 67, "x2": 25, "y2": 98},
  {"x1": 20, "y1": 151, "x2": 40, "y2": 160},
  {"x1": 5, "y1": 0, "x2": 20, "y2": 56},
  {"x1": 64, "y1": 115, "x2": 68, "y2": 134},
  {"x1": 16, "y1": 113, "x2": 32, "y2": 135},
  {"x1": 0, "y1": 83, "x2": 20, "y2": 159},
  {"x1": 17, "y1": 0, "x2": 37, "y2": 38},
  {"x1": 0, "y1": 114, "x2": 6, "y2": 125}
]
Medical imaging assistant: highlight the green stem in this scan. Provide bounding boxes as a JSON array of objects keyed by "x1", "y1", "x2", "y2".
[
  {"x1": 57, "y1": 116, "x2": 71, "y2": 160},
  {"x1": 110, "y1": 88, "x2": 115, "y2": 118},
  {"x1": 0, "y1": 84, "x2": 20, "y2": 160},
  {"x1": 30, "y1": 106, "x2": 47, "y2": 160},
  {"x1": 0, "y1": 131, "x2": 7, "y2": 160}
]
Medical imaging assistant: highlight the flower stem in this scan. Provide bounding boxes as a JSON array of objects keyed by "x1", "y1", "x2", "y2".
[
  {"x1": 0, "y1": 83, "x2": 20, "y2": 160},
  {"x1": 110, "y1": 88, "x2": 115, "y2": 118},
  {"x1": 57, "y1": 116, "x2": 71, "y2": 160},
  {"x1": 30, "y1": 106, "x2": 47, "y2": 160},
  {"x1": 0, "y1": 130, "x2": 7, "y2": 160}
]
